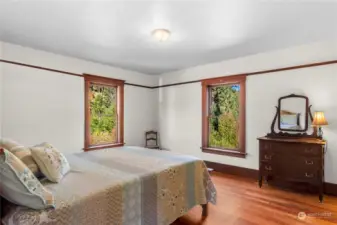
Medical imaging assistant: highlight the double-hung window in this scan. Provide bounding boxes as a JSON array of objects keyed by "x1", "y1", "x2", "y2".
[
  {"x1": 201, "y1": 75, "x2": 246, "y2": 158},
  {"x1": 84, "y1": 74, "x2": 124, "y2": 151}
]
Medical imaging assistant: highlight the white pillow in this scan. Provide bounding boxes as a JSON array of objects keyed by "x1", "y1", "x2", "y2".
[
  {"x1": 0, "y1": 148, "x2": 55, "y2": 209},
  {"x1": 31, "y1": 143, "x2": 70, "y2": 183},
  {"x1": 0, "y1": 138, "x2": 40, "y2": 176}
]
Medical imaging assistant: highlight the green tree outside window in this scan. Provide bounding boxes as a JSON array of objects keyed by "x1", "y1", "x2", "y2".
[
  {"x1": 209, "y1": 84, "x2": 240, "y2": 149},
  {"x1": 89, "y1": 84, "x2": 117, "y2": 145}
]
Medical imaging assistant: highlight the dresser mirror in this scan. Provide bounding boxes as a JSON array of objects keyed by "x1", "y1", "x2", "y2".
[
  {"x1": 267, "y1": 94, "x2": 318, "y2": 138},
  {"x1": 278, "y1": 95, "x2": 308, "y2": 132}
]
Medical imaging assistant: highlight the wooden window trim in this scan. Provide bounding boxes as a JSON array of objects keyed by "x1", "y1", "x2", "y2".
[
  {"x1": 84, "y1": 74, "x2": 125, "y2": 151},
  {"x1": 201, "y1": 75, "x2": 246, "y2": 158}
]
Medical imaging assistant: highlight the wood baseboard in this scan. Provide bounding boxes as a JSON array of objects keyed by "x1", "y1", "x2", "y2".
[
  {"x1": 324, "y1": 182, "x2": 337, "y2": 196},
  {"x1": 204, "y1": 161, "x2": 259, "y2": 179},
  {"x1": 204, "y1": 160, "x2": 337, "y2": 196}
]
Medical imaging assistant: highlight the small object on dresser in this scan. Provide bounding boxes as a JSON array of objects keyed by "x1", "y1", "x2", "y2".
[
  {"x1": 145, "y1": 131, "x2": 160, "y2": 149},
  {"x1": 312, "y1": 111, "x2": 328, "y2": 139}
]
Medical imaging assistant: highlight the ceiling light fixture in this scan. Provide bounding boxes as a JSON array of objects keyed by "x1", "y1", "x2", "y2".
[{"x1": 152, "y1": 29, "x2": 171, "y2": 42}]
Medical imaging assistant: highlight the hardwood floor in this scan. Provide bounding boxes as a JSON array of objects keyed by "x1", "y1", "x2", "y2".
[{"x1": 172, "y1": 172, "x2": 337, "y2": 225}]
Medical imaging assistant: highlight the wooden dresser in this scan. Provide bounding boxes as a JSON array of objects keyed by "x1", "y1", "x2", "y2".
[{"x1": 258, "y1": 137, "x2": 326, "y2": 202}]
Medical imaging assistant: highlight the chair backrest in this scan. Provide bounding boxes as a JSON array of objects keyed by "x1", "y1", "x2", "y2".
[{"x1": 145, "y1": 131, "x2": 158, "y2": 148}]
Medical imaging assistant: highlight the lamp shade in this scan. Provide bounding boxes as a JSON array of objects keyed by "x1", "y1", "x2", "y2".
[{"x1": 312, "y1": 112, "x2": 328, "y2": 126}]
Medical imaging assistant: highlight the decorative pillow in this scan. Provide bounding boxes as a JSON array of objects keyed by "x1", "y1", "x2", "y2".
[
  {"x1": 0, "y1": 138, "x2": 40, "y2": 177},
  {"x1": 31, "y1": 143, "x2": 70, "y2": 183},
  {"x1": 0, "y1": 148, "x2": 55, "y2": 209},
  {"x1": 0, "y1": 138, "x2": 21, "y2": 150}
]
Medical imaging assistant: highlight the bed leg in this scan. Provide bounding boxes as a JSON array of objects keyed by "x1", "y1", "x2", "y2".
[{"x1": 201, "y1": 204, "x2": 208, "y2": 218}]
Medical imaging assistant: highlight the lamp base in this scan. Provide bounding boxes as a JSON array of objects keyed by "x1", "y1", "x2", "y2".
[{"x1": 317, "y1": 126, "x2": 323, "y2": 139}]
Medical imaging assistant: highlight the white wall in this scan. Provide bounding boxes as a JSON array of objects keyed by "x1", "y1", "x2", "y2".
[
  {"x1": 158, "y1": 40, "x2": 337, "y2": 184},
  {"x1": 1, "y1": 42, "x2": 158, "y2": 153}
]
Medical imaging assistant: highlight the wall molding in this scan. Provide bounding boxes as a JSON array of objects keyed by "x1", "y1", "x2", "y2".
[
  {"x1": 0, "y1": 59, "x2": 153, "y2": 89},
  {"x1": 1, "y1": 59, "x2": 337, "y2": 89},
  {"x1": 153, "y1": 59, "x2": 337, "y2": 89},
  {"x1": 204, "y1": 161, "x2": 337, "y2": 196}
]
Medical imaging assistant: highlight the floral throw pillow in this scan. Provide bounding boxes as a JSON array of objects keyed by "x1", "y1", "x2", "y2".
[
  {"x1": 31, "y1": 143, "x2": 70, "y2": 183},
  {"x1": 0, "y1": 148, "x2": 55, "y2": 209}
]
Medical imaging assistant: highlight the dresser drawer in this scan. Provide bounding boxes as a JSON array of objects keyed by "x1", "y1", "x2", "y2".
[
  {"x1": 259, "y1": 141, "x2": 278, "y2": 161},
  {"x1": 299, "y1": 157, "x2": 322, "y2": 167},
  {"x1": 293, "y1": 145, "x2": 323, "y2": 157},
  {"x1": 259, "y1": 162, "x2": 274, "y2": 175},
  {"x1": 276, "y1": 143, "x2": 323, "y2": 157},
  {"x1": 259, "y1": 150, "x2": 275, "y2": 162},
  {"x1": 259, "y1": 141, "x2": 275, "y2": 151},
  {"x1": 260, "y1": 141, "x2": 324, "y2": 156},
  {"x1": 282, "y1": 155, "x2": 322, "y2": 181},
  {"x1": 290, "y1": 169, "x2": 319, "y2": 182}
]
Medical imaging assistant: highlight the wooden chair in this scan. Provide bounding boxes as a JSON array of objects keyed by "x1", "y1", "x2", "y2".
[{"x1": 145, "y1": 131, "x2": 160, "y2": 149}]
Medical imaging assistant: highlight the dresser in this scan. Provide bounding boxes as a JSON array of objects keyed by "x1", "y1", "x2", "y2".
[{"x1": 258, "y1": 136, "x2": 326, "y2": 202}]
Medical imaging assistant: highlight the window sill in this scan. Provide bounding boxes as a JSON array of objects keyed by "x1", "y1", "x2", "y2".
[
  {"x1": 84, "y1": 143, "x2": 124, "y2": 151},
  {"x1": 201, "y1": 147, "x2": 246, "y2": 158}
]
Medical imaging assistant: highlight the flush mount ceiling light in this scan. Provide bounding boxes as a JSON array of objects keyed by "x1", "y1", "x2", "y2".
[{"x1": 152, "y1": 29, "x2": 171, "y2": 42}]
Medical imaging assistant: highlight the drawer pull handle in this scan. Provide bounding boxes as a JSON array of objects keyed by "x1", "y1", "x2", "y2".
[
  {"x1": 305, "y1": 148, "x2": 314, "y2": 153},
  {"x1": 305, "y1": 160, "x2": 314, "y2": 165},
  {"x1": 305, "y1": 173, "x2": 314, "y2": 178},
  {"x1": 264, "y1": 155, "x2": 271, "y2": 160},
  {"x1": 265, "y1": 165, "x2": 272, "y2": 171}
]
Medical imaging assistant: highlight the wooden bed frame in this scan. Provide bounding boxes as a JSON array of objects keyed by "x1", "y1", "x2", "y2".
[
  {"x1": 0, "y1": 197, "x2": 5, "y2": 225},
  {"x1": 201, "y1": 204, "x2": 209, "y2": 218}
]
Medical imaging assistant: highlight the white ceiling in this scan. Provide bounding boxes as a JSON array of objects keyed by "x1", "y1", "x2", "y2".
[{"x1": 0, "y1": 0, "x2": 337, "y2": 75}]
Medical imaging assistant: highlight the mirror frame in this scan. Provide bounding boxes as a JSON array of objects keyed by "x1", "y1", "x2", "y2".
[
  {"x1": 267, "y1": 94, "x2": 319, "y2": 139},
  {"x1": 277, "y1": 94, "x2": 309, "y2": 132}
]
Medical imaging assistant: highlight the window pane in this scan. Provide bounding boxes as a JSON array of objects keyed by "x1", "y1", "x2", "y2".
[
  {"x1": 209, "y1": 84, "x2": 240, "y2": 149},
  {"x1": 89, "y1": 84, "x2": 117, "y2": 145}
]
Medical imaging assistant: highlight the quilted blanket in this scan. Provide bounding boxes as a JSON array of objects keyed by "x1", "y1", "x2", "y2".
[{"x1": 2, "y1": 146, "x2": 216, "y2": 225}]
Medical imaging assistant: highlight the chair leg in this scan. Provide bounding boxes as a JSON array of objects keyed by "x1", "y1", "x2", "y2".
[{"x1": 201, "y1": 204, "x2": 208, "y2": 218}]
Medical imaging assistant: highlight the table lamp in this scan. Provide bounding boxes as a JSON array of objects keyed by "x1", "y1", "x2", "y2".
[{"x1": 312, "y1": 111, "x2": 328, "y2": 138}]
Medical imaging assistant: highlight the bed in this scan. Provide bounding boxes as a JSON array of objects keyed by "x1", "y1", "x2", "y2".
[{"x1": 1, "y1": 146, "x2": 216, "y2": 225}]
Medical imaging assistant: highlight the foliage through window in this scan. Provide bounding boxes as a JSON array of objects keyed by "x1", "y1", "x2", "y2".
[
  {"x1": 89, "y1": 84, "x2": 117, "y2": 145},
  {"x1": 209, "y1": 84, "x2": 240, "y2": 149},
  {"x1": 84, "y1": 74, "x2": 124, "y2": 150},
  {"x1": 202, "y1": 75, "x2": 246, "y2": 158}
]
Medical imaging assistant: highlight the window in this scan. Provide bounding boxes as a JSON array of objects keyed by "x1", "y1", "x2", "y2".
[
  {"x1": 201, "y1": 75, "x2": 246, "y2": 158},
  {"x1": 84, "y1": 74, "x2": 124, "y2": 151}
]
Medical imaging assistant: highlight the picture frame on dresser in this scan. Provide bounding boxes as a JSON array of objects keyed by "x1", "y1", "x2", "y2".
[{"x1": 258, "y1": 94, "x2": 327, "y2": 202}]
